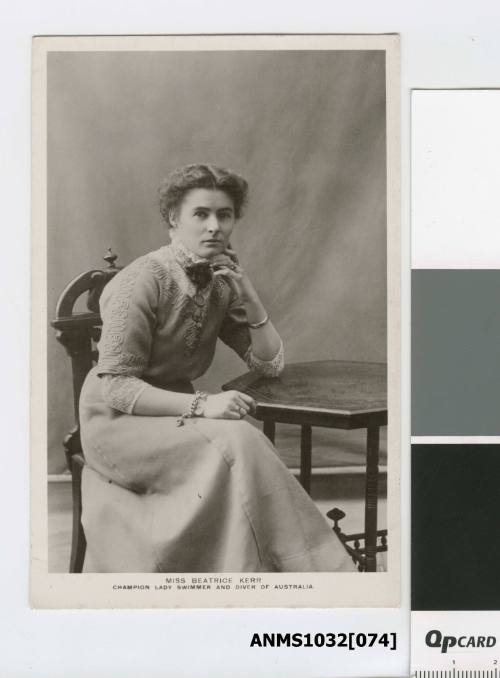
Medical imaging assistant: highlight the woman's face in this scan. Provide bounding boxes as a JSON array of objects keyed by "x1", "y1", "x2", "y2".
[{"x1": 170, "y1": 188, "x2": 236, "y2": 259}]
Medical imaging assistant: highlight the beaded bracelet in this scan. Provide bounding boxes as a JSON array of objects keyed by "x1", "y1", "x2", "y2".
[{"x1": 176, "y1": 390, "x2": 208, "y2": 427}]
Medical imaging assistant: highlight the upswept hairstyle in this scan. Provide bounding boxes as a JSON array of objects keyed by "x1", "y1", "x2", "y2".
[{"x1": 159, "y1": 164, "x2": 249, "y2": 226}]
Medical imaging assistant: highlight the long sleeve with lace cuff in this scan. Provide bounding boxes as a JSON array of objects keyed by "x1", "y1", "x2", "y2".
[
  {"x1": 244, "y1": 339, "x2": 285, "y2": 378},
  {"x1": 101, "y1": 374, "x2": 150, "y2": 414},
  {"x1": 219, "y1": 290, "x2": 285, "y2": 377}
]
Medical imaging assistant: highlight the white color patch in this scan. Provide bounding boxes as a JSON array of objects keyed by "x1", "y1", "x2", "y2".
[{"x1": 412, "y1": 90, "x2": 500, "y2": 269}]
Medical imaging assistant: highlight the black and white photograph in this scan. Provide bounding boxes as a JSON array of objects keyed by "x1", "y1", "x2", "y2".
[{"x1": 31, "y1": 34, "x2": 400, "y2": 608}]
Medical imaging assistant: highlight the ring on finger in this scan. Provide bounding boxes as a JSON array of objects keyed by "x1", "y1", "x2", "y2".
[{"x1": 239, "y1": 407, "x2": 246, "y2": 417}]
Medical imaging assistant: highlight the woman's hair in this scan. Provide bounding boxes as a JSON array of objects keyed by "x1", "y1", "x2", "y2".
[{"x1": 159, "y1": 164, "x2": 249, "y2": 226}]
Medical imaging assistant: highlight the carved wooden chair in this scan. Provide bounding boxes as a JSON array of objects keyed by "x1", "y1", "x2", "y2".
[
  {"x1": 51, "y1": 249, "x2": 121, "y2": 573},
  {"x1": 327, "y1": 507, "x2": 387, "y2": 572}
]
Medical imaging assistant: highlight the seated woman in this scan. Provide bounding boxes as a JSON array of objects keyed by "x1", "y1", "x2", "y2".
[{"x1": 79, "y1": 163, "x2": 354, "y2": 573}]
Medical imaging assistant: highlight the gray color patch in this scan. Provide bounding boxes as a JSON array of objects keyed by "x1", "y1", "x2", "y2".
[{"x1": 412, "y1": 270, "x2": 500, "y2": 435}]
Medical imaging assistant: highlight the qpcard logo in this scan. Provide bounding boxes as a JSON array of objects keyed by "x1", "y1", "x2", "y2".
[{"x1": 425, "y1": 629, "x2": 497, "y2": 654}]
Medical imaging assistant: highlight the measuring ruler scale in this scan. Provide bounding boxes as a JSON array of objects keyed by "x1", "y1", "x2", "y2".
[{"x1": 414, "y1": 672, "x2": 499, "y2": 678}]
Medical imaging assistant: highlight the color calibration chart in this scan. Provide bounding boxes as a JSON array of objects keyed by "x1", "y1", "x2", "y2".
[{"x1": 411, "y1": 91, "x2": 500, "y2": 675}]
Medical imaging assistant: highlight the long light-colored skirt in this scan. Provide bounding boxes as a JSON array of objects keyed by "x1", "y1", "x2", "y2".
[{"x1": 79, "y1": 369, "x2": 354, "y2": 573}]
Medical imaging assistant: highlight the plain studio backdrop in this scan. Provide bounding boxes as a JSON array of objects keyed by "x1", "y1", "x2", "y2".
[{"x1": 47, "y1": 49, "x2": 387, "y2": 473}]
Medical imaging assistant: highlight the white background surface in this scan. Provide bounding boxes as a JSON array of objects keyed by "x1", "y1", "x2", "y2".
[
  {"x1": 2, "y1": 1, "x2": 500, "y2": 676},
  {"x1": 412, "y1": 90, "x2": 500, "y2": 269}
]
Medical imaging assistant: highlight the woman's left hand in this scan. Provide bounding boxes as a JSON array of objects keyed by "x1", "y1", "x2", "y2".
[{"x1": 211, "y1": 248, "x2": 256, "y2": 302}]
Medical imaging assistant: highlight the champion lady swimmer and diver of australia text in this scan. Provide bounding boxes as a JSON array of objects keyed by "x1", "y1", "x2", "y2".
[
  {"x1": 250, "y1": 632, "x2": 397, "y2": 650},
  {"x1": 112, "y1": 577, "x2": 309, "y2": 591}
]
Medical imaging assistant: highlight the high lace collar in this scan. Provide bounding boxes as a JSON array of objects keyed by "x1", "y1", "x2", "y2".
[{"x1": 168, "y1": 232, "x2": 211, "y2": 269}]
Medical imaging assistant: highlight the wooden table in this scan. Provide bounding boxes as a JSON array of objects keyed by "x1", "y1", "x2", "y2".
[{"x1": 223, "y1": 360, "x2": 387, "y2": 572}]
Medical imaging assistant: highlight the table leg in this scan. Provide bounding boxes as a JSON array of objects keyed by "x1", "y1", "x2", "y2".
[
  {"x1": 364, "y1": 424, "x2": 380, "y2": 572},
  {"x1": 300, "y1": 424, "x2": 312, "y2": 495},
  {"x1": 263, "y1": 419, "x2": 276, "y2": 443}
]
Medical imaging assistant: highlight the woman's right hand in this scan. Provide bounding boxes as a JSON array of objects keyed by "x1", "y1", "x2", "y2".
[{"x1": 202, "y1": 390, "x2": 255, "y2": 420}]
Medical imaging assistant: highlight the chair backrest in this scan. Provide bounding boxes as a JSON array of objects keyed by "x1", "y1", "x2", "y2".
[{"x1": 51, "y1": 249, "x2": 121, "y2": 466}]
